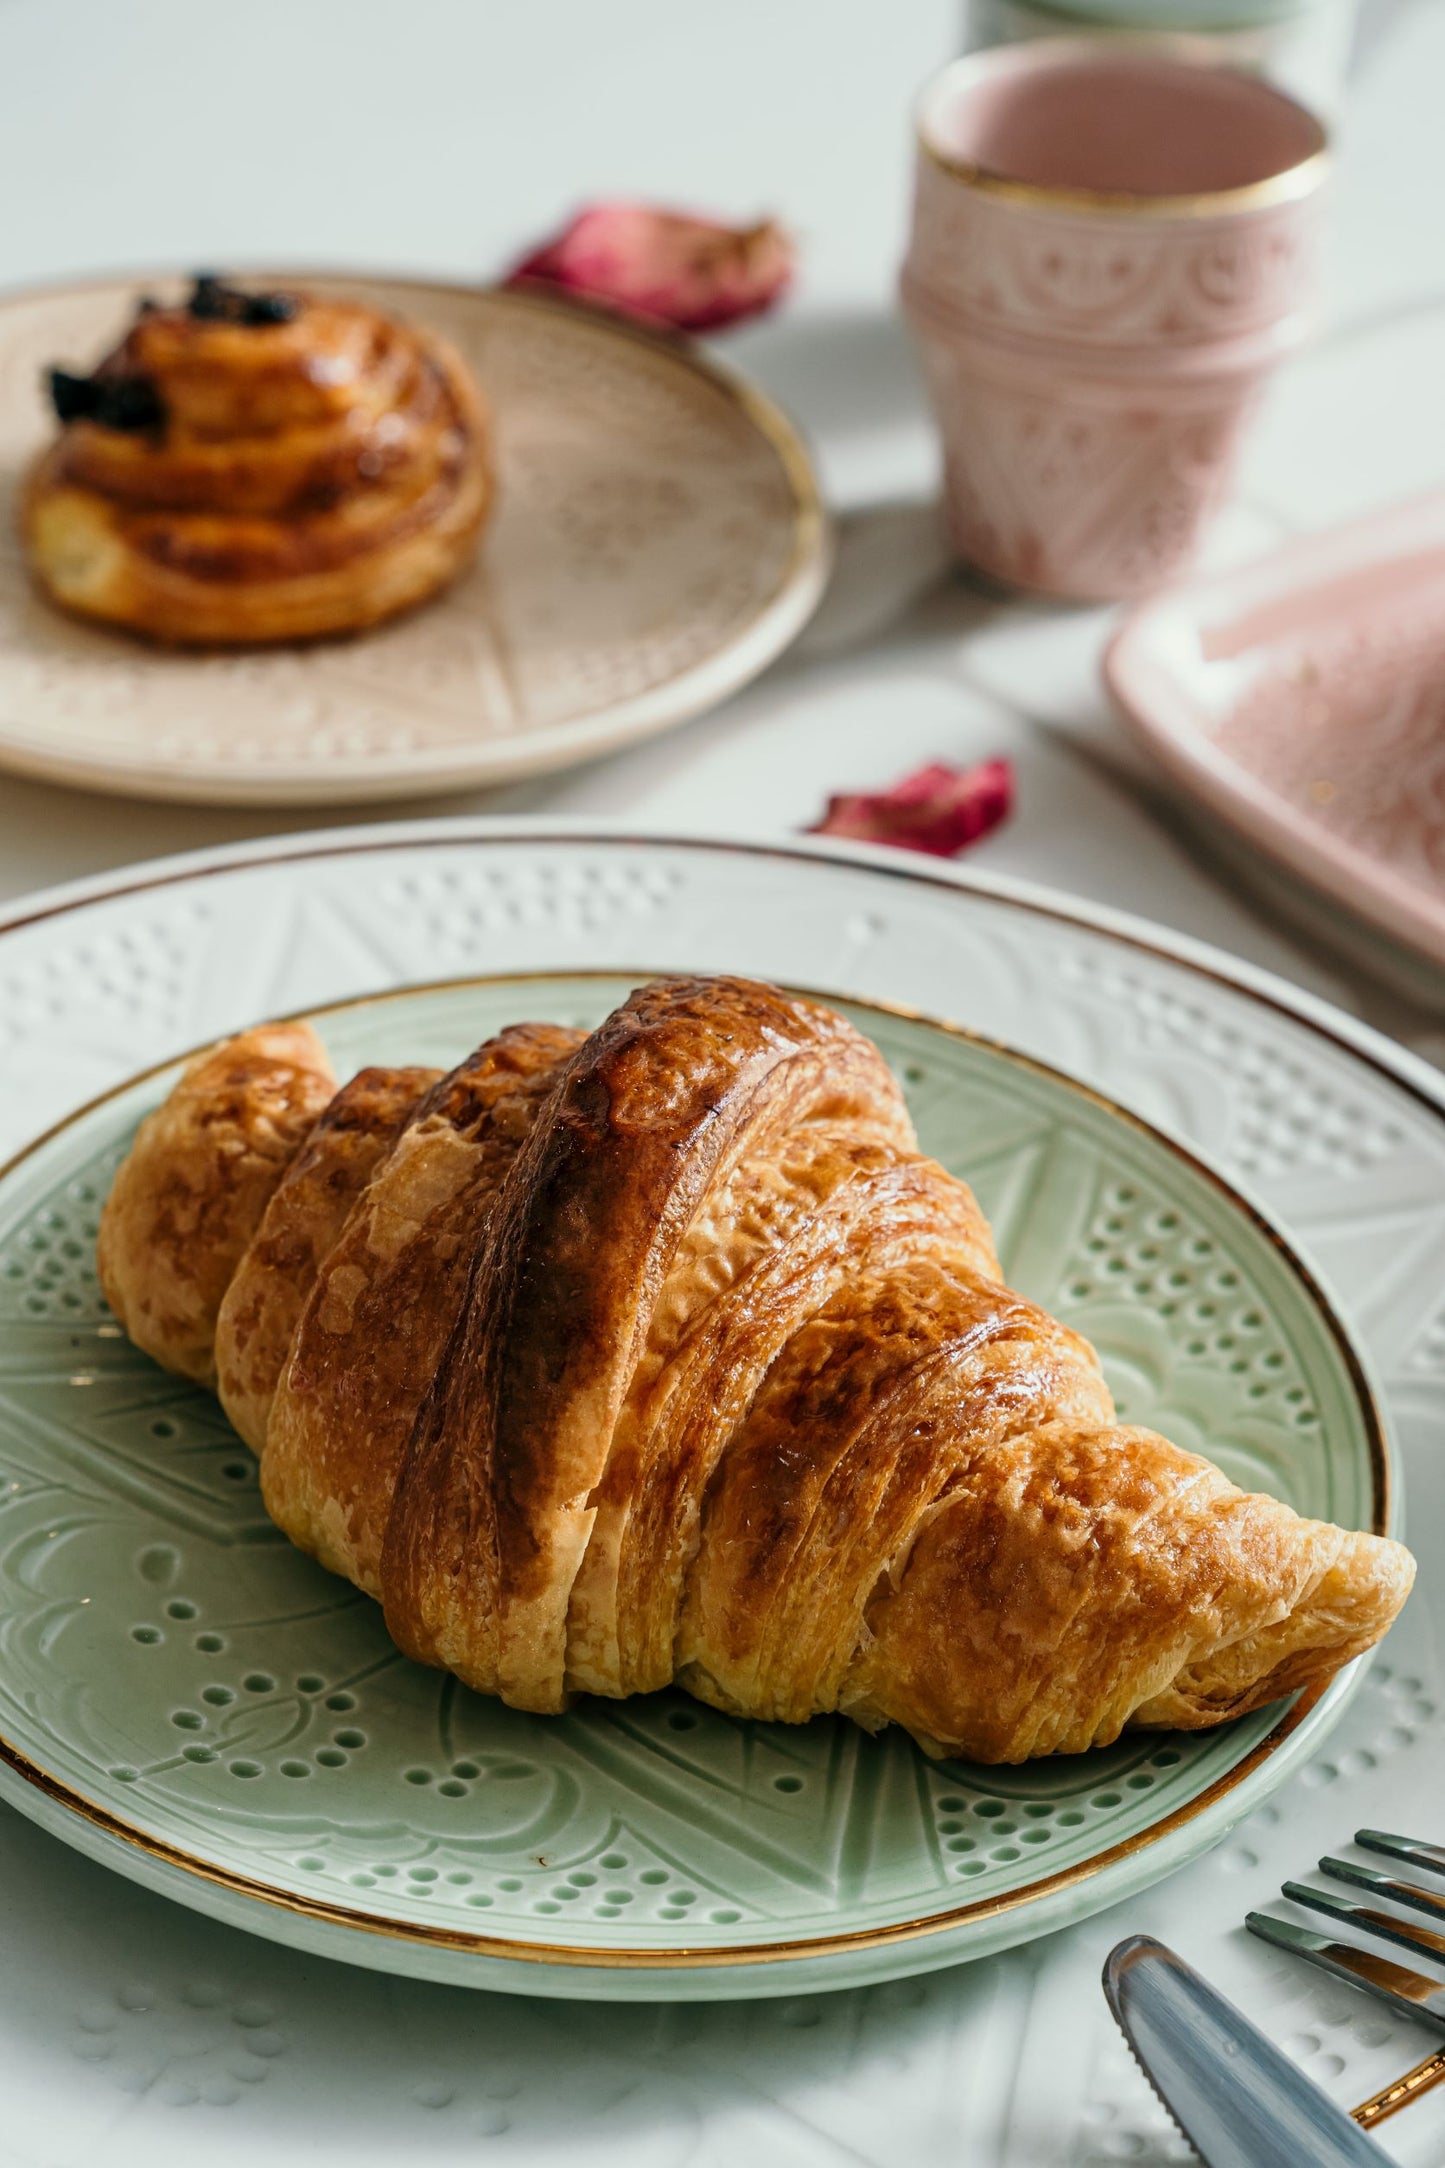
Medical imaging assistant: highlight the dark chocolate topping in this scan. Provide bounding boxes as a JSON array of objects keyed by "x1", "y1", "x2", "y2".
[{"x1": 48, "y1": 367, "x2": 165, "y2": 433}]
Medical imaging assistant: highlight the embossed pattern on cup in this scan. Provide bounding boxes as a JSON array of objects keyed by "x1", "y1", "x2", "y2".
[{"x1": 901, "y1": 41, "x2": 1329, "y2": 600}]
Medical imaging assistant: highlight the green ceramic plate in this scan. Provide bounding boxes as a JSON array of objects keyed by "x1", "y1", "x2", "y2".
[{"x1": 0, "y1": 975, "x2": 1392, "y2": 1999}]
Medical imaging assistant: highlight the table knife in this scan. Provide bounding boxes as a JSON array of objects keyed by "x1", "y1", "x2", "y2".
[{"x1": 1103, "y1": 1935, "x2": 1386, "y2": 2166}]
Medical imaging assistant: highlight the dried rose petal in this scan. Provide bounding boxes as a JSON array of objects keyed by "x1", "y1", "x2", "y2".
[
  {"x1": 807, "y1": 759, "x2": 1014, "y2": 858},
  {"x1": 506, "y1": 203, "x2": 794, "y2": 333}
]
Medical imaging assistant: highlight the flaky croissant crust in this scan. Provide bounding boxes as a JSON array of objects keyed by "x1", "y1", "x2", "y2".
[
  {"x1": 95, "y1": 976, "x2": 1414, "y2": 1763},
  {"x1": 23, "y1": 288, "x2": 492, "y2": 644}
]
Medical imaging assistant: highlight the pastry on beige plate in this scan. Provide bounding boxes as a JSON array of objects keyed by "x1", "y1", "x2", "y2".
[
  {"x1": 96, "y1": 974, "x2": 1414, "y2": 1764},
  {"x1": 22, "y1": 273, "x2": 493, "y2": 645}
]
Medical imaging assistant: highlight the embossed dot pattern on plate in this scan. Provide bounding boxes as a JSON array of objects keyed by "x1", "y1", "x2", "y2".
[{"x1": 0, "y1": 973, "x2": 1386, "y2": 1973}]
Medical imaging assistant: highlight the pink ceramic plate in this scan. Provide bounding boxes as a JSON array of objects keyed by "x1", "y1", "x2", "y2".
[{"x1": 1105, "y1": 492, "x2": 1445, "y2": 970}]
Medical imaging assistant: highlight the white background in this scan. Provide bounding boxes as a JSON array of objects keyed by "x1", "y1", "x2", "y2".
[
  {"x1": 0, "y1": 3, "x2": 1443, "y2": 2161},
  {"x1": 0, "y1": 0, "x2": 1441, "y2": 1046}
]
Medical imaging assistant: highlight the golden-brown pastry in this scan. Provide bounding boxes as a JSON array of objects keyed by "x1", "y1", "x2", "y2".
[
  {"x1": 23, "y1": 275, "x2": 493, "y2": 645},
  {"x1": 96, "y1": 977, "x2": 1415, "y2": 1762},
  {"x1": 214, "y1": 1061, "x2": 441, "y2": 1453},
  {"x1": 262, "y1": 1022, "x2": 584, "y2": 1598},
  {"x1": 97, "y1": 1021, "x2": 338, "y2": 1384}
]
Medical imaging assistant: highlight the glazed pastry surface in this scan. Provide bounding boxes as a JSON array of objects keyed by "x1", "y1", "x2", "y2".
[
  {"x1": 23, "y1": 278, "x2": 493, "y2": 644},
  {"x1": 96, "y1": 976, "x2": 1415, "y2": 1762}
]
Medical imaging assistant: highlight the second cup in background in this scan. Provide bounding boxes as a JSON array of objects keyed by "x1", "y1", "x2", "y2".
[{"x1": 963, "y1": 0, "x2": 1357, "y2": 120}]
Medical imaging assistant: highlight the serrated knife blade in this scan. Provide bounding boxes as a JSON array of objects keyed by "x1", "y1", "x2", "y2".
[{"x1": 1103, "y1": 1936, "x2": 1386, "y2": 2166}]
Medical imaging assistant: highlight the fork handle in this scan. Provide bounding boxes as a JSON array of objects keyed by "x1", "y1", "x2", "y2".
[{"x1": 1353, "y1": 2047, "x2": 1445, "y2": 2128}]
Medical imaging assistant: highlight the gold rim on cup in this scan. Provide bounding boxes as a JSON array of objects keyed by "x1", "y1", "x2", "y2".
[{"x1": 916, "y1": 34, "x2": 1330, "y2": 220}]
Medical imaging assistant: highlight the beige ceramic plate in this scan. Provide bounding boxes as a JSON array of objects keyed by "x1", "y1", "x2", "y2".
[{"x1": 0, "y1": 273, "x2": 828, "y2": 806}]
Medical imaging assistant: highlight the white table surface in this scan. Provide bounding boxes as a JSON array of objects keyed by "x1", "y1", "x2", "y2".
[
  {"x1": 2, "y1": 0, "x2": 1442, "y2": 1037},
  {"x1": 1, "y1": 1, "x2": 1443, "y2": 2160}
]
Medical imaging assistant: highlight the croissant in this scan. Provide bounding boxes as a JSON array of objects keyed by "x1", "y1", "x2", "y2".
[
  {"x1": 22, "y1": 275, "x2": 492, "y2": 645},
  {"x1": 96, "y1": 976, "x2": 1414, "y2": 1763}
]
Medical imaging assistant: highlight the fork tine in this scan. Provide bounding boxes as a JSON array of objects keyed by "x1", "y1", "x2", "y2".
[
  {"x1": 1321, "y1": 1856, "x2": 1445, "y2": 1925},
  {"x1": 1356, "y1": 1832, "x2": 1445, "y2": 1879},
  {"x1": 1246, "y1": 1913, "x2": 1445, "y2": 2027},
  {"x1": 1284, "y1": 1881, "x2": 1445, "y2": 1971}
]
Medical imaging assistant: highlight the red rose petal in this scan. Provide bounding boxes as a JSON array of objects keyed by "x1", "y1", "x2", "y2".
[
  {"x1": 506, "y1": 202, "x2": 794, "y2": 333},
  {"x1": 807, "y1": 759, "x2": 1014, "y2": 858}
]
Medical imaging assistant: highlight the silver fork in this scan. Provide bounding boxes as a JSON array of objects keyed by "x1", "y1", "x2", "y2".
[{"x1": 1248, "y1": 1830, "x2": 1445, "y2": 2131}]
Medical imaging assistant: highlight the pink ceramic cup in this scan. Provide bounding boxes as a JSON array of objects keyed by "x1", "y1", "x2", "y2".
[{"x1": 901, "y1": 39, "x2": 1329, "y2": 601}]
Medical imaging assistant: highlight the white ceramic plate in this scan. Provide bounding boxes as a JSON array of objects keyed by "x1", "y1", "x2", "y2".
[
  {"x1": 0, "y1": 275, "x2": 828, "y2": 806},
  {"x1": 0, "y1": 829, "x2": 1442, "y2": 2144}
]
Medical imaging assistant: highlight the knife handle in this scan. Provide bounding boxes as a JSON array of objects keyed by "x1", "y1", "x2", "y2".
[{"x1": 1354, "y1": 2048, "x2": 1445, "y2": 2130}]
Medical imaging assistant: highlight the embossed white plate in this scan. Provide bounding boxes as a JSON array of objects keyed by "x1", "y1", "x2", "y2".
[
  {"x1": 0, "y1": 945, "x2": 1395, "y2": 1998},
  {"x1": 0, "y1": 826, "x2": 1442, "y2": 2145},
  {"x1": 0, "y1": 276, "x2": 828, "y2": 806}
]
